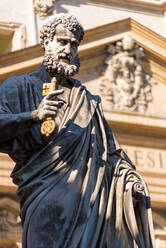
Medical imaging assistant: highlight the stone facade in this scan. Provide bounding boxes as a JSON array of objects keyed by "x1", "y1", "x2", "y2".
[{"x1": 0, "y1": 0, "x2": 166, "y2": 247}]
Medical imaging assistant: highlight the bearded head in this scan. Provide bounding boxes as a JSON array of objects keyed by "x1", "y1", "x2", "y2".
[
  {"x1": 39, "y1": 14, "x2": 84, "y2": 80},
  {"x1": 43, "y1": 48, "x2": 80, "y2": 80}
]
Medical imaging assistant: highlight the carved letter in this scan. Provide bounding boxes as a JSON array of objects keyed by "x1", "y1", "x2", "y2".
[
  {"x1": 158, "y1": 153, "x2": 163, "y2": 168},
  {"x1": 147, "y1": 151, "x2": 155, "y2": 168},
  {"x1": 134, "y1": 150, "x2": 143, "y2": 167}
]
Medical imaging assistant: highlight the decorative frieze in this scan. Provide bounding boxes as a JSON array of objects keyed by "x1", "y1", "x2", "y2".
[
  {"x1": 100, "y1": 35, "x2": 154, "y2": 113},
  {"x1": 33, "y1": 0, "x2": 56, "y2": 19}
]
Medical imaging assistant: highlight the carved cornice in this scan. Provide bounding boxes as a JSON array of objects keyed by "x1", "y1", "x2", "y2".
[
  {"x1": 0, "y1": 22, "x2": 23, "y2": 35},
  {"x1": 0, "y1": 22, "x2": 26, "y2": 52},
  {"x1": 86, "y1": 0, "x2": 166, "y2": 14}
]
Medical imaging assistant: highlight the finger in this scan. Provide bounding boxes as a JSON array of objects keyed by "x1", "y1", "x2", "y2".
[
  {"x1": 44, "y1": 110, "x2": 57, "y2": 118},
  {"x1": 45, "y1": 100, "x2": 64, "y2": 106},
  {"x1": 44, "y1": 106, "x2": 58, "y2": 112},
  {"x1": 45, "y1": 89, "x2": 64, "y2": 100}
]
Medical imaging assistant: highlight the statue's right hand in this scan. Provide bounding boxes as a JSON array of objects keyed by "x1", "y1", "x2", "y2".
[{"x1": 32, "y1": 89, "x2": 64, "y2": 122}]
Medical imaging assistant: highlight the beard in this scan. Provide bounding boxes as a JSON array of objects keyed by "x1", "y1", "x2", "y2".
[{"x1": 43, "y1": 51, "x2": 80, "y2": 80}]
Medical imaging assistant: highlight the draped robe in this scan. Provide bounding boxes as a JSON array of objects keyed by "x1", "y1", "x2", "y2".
[{"x1": 0, "y1": 66, "x2": 154, "y2": 248}]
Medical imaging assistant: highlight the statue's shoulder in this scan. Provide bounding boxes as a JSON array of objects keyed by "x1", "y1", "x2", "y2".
[
  {"x1": 68, "y1": 77, "x2": 101, "y2": 104},
  {"x1": 1, "y1": 73, "x2": 29, "y2": 88}
]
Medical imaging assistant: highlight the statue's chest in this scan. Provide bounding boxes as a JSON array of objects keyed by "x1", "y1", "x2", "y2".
[{"x1": 54, "y1": 86, "x2": 71, "y2": 128}]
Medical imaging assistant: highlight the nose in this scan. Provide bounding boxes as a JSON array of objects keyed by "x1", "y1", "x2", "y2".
[{"x1": 65, "y1": 43, "x2": 71, "y2": 54}]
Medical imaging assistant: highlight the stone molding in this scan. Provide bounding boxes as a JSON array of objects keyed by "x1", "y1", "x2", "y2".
[
  {"x1": 0, "y1": 22, "x2": 21, "y2": 36},
  {"x1": 0, "y1": 22, "x2": 26, "y2": 52},
  {"x1": 105, "y1": 111, "x2": 166, "y2": 139},
  {"x1": 86, "y1": 0, "x2": 166, "y2": 14}
]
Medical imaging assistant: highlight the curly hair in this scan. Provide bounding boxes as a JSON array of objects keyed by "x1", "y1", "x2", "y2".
[{"x1": 40, "y1": 13, "x2": 84, "y2": 48}]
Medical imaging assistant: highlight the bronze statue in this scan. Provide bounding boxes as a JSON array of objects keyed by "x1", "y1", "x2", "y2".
[{"x1": 0, "y1": 14, "x2": 154, "y2": 247}]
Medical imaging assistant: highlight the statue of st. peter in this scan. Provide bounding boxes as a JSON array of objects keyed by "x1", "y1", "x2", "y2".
[{"x1": 0, "y1": 14, "x2": 154, "y2": 248}]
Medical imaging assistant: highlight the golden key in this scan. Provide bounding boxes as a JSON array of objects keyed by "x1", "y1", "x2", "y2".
[{"x1": 41, "y1": 77, "x2": 57, "y2": 137}]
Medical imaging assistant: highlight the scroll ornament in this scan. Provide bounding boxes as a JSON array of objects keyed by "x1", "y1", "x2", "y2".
[
  {"x1": 100, "y1": 35, "x2": 154, "y2": 113},
  {"x1": 33, "y1": 0, "x2": 56, "y2": 19}
]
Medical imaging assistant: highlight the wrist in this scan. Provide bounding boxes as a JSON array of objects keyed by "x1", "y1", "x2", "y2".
[{"x1": 31, "y1": 110, "x2": 40, "y2": 123}]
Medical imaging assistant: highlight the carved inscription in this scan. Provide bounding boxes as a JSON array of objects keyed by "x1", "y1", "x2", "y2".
[
  {"x1": 123, "y1": 145, "x2": 166, "y2": 169},
  {"x1": 100, "y1": 35, "x2": 154, "y2": 112}
]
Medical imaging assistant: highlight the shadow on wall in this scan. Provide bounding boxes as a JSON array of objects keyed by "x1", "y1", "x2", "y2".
[{"x1": 56, "y1": 1, "x2": 82, "y2": 14}]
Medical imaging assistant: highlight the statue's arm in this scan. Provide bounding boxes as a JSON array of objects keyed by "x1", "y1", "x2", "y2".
[
  {"x1": 0, "y1": 82, "x2": 64, "y2": 141},
  {"x1": 0, "y1": 111, "x2": 39, "y2": 141}
]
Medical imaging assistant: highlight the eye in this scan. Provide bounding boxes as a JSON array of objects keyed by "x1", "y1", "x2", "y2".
[{"x1": 58, "y1": 39, "x2": 68, "y2": 46}]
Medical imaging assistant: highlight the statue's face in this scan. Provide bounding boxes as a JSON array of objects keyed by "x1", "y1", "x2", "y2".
[
  {"x1": 44, "y1": 24, "x2": 79, "y2": 65},
  {"x1": 43, "y1": 24, "x2": 80, "y2": 79}
]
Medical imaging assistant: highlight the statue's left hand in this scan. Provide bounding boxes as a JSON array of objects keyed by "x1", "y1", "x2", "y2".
[{"x1": 31, "y1": 89, "x2": 64, "y2": 122}]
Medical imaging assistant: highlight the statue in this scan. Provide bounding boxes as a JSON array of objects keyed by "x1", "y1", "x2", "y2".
[
  {"x1": 33, "y1": 0, "x2": 56, "y2": 19},
  {"x1": 0, "y1": 14, "x2": 154, "y2": 247}
]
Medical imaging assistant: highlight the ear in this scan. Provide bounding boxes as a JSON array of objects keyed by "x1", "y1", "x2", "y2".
[
  {"x1": 44, "y1": 38, "x2": 50, "y2": 48},
  {"x1": 44, "y1": 39, "x2": 52, "y2": 53}
]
